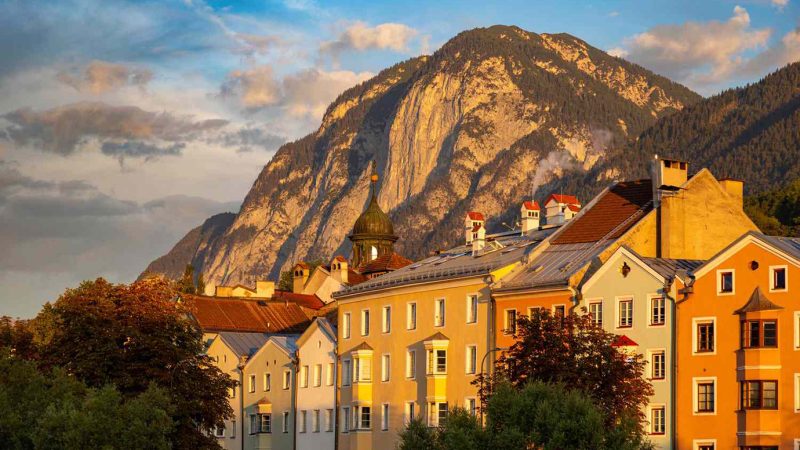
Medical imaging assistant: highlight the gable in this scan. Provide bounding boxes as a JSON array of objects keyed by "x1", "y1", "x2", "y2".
[
  {"x1": 693, "y1": 233, "x2": 800, "y2": 280},
  {"x1": 581, "y1": 247, "x2": 665, "y2": 294}
]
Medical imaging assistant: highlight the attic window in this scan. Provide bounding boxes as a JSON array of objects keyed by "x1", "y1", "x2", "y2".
[{"x1": 680, "y1": 162, "x2": 687, "y2": 170}]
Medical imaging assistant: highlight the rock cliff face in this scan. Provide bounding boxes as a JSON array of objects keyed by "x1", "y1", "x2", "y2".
[{"x1": 145, "y1": 25, "x2": 700, "y2": 286}]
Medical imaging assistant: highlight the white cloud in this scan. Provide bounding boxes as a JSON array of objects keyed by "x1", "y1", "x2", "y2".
[
  {"x1": 771, "y1": 0, "x2": 789, "y2": 10},
  {"x1": 220, "y1": 66, "x2": 281, "y2": 109},
  {"x1": 320, "y1": 21, "x2": 418, "y2": 57},
  {"x1": 57, "y1": 60, "x2": 153, "y2": 94}
]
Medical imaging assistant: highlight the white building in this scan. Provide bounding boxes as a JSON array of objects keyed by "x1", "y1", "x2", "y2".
[{"x1": 295, "y1": 317, "x2": 338, "y2": 450}]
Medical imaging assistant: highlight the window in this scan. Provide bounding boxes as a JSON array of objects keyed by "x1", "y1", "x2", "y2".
[
  {"x1": 263, "y1": 373, "x2": 271, "y2": 391},
  {"x1": 326, "y1": 363, "x2": 334, "y2": 386},
  {"x1": 651, "y1": 351, "x2": 666, "y2": 380},
  {"x1": 466, "y1": 345, "x2": 477, "y2": 374},
  {"x1": 228, "y1": 386, "x2": 236, "y2": 398},
  {"x1": 361, "y1": 309, "x2": 370, "y2": 336},
  {"x1": 619, "y1": 298, "x2": 633, "y2": 328},
  {"x1": 406, "y1": 350, "x2": 416, "y2": 379},
  {"x1": 741, "y1": 320, "x2": 778, "y2": 348},
  {"x1": 343, "y1": 313, "x2": 351, "y2": 339},
  {"x1": 553, "y1": 305, "x2": 566, "y2": 321},
  {"x1": 407, "y1": 303, "x2": 417, "y2": 330},
  {"x1": 248, "y1": 374, "x2": 256, "y2": 393},
  {"x1": 770, "y1": 266, "x2": 787, "y2": 291},
  {"x1": 312, "y1": 410, "x2": 320, "y2": 432},
  {"x1": 300, "y1": 365, "x2": 309, "y2": 388},
  {"x1": 230, "y1": 420, "x2": 236, "y2": 438},
  {"x1": 282, "y1": 370, "x2": 291, "y2": 390},
  {"x1": 313, "y1": 364, "x2": 322, "y2": 387},
  {"x1": 437, "y1": 403, "x2": 449, "y2": 425},
  {"x1": 589, "y1": 302, "x2": 603, "y2": 327},
  {"x1": 381, "y1": 354, "x2": 390, "y2": 382},
  {"x1": 326, "y1": 409, "x2": 334, "y2": 432},
  {"x1": 341, "y1": 407, "x2": 350, "y2": 433},
  {"x1": 358, "y1": 406, "x2": 371, "y2": 429},
  {"x1": 214, "y1": 424, "x2": 225, "y2": 437},
  {"x1": 466, "y1": 295, "x2": 478, "y2": 323},
  {"x1": 466, "y1": 398, "x2": 477, "y2": 416},
  {"x1": 650, "y1": 406, "x2": 665, "y2": 434},
  {"x1": 697, "y1": 445, "x2": 715, "y2": 450},
  {"x1": 382, "y1": 306, "x2": 391, "y2": 333},
  {"x1": 427, "y1": 349, "x2": 447, "y2": 374},
  {"x1": 651, "y1": 297, "x2": 665, "y2": 326},
  {"x1": 282, "y1": 411, "x2": 289, "y2": 433},
  {"x1": 697, "y1": 321, "x2": 715, "y2": 353},
  {"x1": 370, "y1": 245, "x2": 378, "y2": 260},
  {"x1": 697, "y1": 381, "x2": 715, "y2": 413},
  {"x1": 796, "y1": 374, "x2": 800, "y2": 412},
  {"x1": 718, "y1": 270, "x2": 734, "y2": 294},
  {"x1": 505, "y1": 309, "x2": 517, "y2": 335},
  {"x1": 250, "y1": 413, "x2": 271, "y2": 434},
  {"x1": 528, "y1": 306, "x2": 542, "y2": 317},
  {"x1": 434, "y1": 299, "x2": 445, "y2": 327},
  {"x1": 741, "y1": 380, "x2": 778, "y2": 409},
  {"x1": 298, "y1": 410, "x2": 307, "y2": 433},
  {"x1": 381, "y1": 403, "x2": 389, "y2": 431},
  {"x1": 353, "y1": 357, "x2": 371, "y2": 382},
  {"x1": 795, "y1": 312, "x2": 800, "y2": 349},
  {"x1": 405, "y1": 402, "x2": 416, "y2": 422},
  {"x1": 342, "y1": 359, "x2": 351, "y2": 386}
]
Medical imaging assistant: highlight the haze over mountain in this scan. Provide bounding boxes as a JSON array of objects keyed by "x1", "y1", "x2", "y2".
[{"x1": 144, "y1": 25, "x2": 702, "y2": 286}]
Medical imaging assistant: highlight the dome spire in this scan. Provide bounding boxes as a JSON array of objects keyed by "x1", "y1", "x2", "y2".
[{"x1": 349, "y1": 162, "x2": 397, "y2": 268}]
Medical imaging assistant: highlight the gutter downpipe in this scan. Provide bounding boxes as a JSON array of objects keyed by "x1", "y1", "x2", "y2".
[
  {"x1": 334, "y1": 342, "x2": 339, "y2": 450},
  {"x1": 292, "y1": 353, "x2": 299, "y2": 450},
  {"x1": 664, "y1": 277, "x2": 676, "y2": 450},
  {"x1": 237, "y1": 357, "x2": 247, "y2": 450},
  {"x1": 673, "y1": 279, "x2": 693, "y2": 449},
  {"x1": 483, "y1": 273, "x2": 496, "y2": 427}
]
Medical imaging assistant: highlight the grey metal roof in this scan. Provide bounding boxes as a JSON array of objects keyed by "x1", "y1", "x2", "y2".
[
  {"x1": 496, "y1": 241, "x2": 612, "y2": 291},
  {"x1": 761, "y1": 234, "x2": 800, "y2": 259},
  {"x1": 641, "y1": 257, "x2": 704, "y2": 279},
  {"x1": 268, "y1": 335, "x2": 299, "y2": 355},
  {"x1": 333, "y1": 227, "x2": 558, "y2": 297},
  {"x1": 219, "y1": 332, "x2": 271, "y2": 358}
]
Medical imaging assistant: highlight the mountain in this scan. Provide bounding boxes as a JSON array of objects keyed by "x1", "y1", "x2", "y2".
[
  {"x1": 146, "y1": 25, "x2": 700, "y2": 286},
  {"x1": 593, "y1": 62, "x2": 800, "y2": 194}
]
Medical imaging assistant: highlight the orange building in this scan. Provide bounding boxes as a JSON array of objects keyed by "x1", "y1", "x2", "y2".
[{"x1": 675, "y1": 232, "x2": 800, "y2": 450}]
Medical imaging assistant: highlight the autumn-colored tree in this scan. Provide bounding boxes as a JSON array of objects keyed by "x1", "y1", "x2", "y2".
[
  {"x1": 31, "y1": 277, "x2": 235, "y2": 449},
  {"x1": 486, "y1": 309, "x2": 653, "y2": 428}
]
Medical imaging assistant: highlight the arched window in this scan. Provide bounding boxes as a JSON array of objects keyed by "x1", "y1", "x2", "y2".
[{"x1": 370, "y1": 246, "x2": 378, "y2": 260}]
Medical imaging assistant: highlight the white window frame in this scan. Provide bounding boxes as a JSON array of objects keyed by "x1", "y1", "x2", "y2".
[
  {"x1": 648, "y1": 295, "x2": 666, "y2": 327},
  {"x1": 214, "y1": 424, "x2": 225, "y2": 437},
  {"x1": 282, "y1": 370, "x2": 291, "y2": 390},
  {"x1": 795, "y1": 373, "x2": 800, "y2": 412},
  {"x1": 616, "y1": 296, "x2": 634, "y2": 328},
  {"x1": 356, "y1": 405, "x2": 371, "y2": 430},
  {"x1": 587, "y1": 300, "x2": 603, "y2": 327},
  {"x1": 795, "y1": 311, "x2": 800, "y2": 350},
  {"x1": 298, "y1": 410, "x2": 307, "y2": 433},
  {"x1": 769, "y1": 265, "x2": 789, "y2": 292},
  {"x1": 794, "y1": 438, "x2": 800, "y2": 450},
  {"x1": 326, "y1": 362, "x2": 335, "y2": 386},
  {"x1": 552, "y1": 304, "x2": 566, "y2": 319},
  {"x1": 406, "y1": 349, "x2": 416, "y2": 379},
  {"x1": 407, "y1": 302, "x2": 417, "y2": 330},
  {"x1": 326, "y1": 409, "x2": 334, "y2": 432},
  {"x1": 504, "y1": 308, "x2": 517, "y2": 335},
  {"x1": 263, "y1": 373, "x2": 270, "y2": 392},
  {"x1": 381, "y1": 403, "x2": 390, "y2": 431},
  {"x1": 343, "y1": 312, "x2": 351, "y2": 339},
  {"x1": 382, "y1": 305, "x2": 391, "y2": 334},
  {"x1": 465, "y1": 345, "x2": 477, "y2": 374},
  {"x1": 648, "y1": 403, "x2": 666, "y2": 435},
  {"x1": 361, "y1": 309, "x2": 370, "y2": 336},
  {"x1": 341, "y1": 407, "x2": 350, "y2": 433},
  {"x1": 342, "y1": 359, "x2": 351, "y2": 386},
  {"x1": 381, "y1": 354, "x2": 391, "y2": 382},
  {"x1": 282, "y1": 411, "x2": 289, "y2": 433},
  {"x1": 312, "y1": 409, "x2": 320, "y2": 433},
  {"x1": 405, "y1": 401, "x2": 416, "y2": 423},
  {"x1": 716, "y1": 269, "x2": 735, "y2": 296},
  {"x1": 692, "y1": 439, "x2": 716, "y2": 450},
  {"x1": 648, "y1": 349, "x2": 666, "y2": 381},
  {"x1": 248, "y1": 374, "x2": 256, "y2": 393},
  {"x1": 427, "y1": 348, "x2": 447, "y2": 375},
  {"x1": 528, "y1": 306, "x2": 542, "y2": 317},
  {"x1": 434, "y1": 298, "x2": 445, "y2": 327},
  {"x1": 692, "y1": 317, "x2": 717, "y2": 356},
  {"x1": 313, "y1": 364, "x2": 322, "y2": 387},
  {"x1": 300, "y1": 365, "x2": 309, "y2": 388},
  {"x1": 465, "y1": 397, "x2": 477, "y2": 416},
  {"x1": 692, "y1": 376, "x2": 717, "y2": 415},
  {"x1": 466, "y1": 294, "x2": 478, "y2": 324}
]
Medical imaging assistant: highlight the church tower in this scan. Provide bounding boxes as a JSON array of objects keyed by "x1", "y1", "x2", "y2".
[{"x1": 349, "y1": 170, "x2": 397, "y2": 269}]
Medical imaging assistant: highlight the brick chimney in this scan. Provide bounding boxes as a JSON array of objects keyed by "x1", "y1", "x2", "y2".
[
  {"x1": 292, "y1": 262, "x2": 310, "y2": 293},
  {"x1": 465, "y1": 211, "x2": 485, "y2": 244},
  {"x1": 520, "y1": 201, "x2": 541, "y2": 233},
  {"x1": 330, "y1": 256, "x2": 349, "y2": 284},
  {"x1": 255, "y1": 281, "x2": 275, "y2": 298}
]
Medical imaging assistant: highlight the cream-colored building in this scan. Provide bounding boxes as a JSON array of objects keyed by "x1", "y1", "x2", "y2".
[{"x1": 295, "y1": 318, "x2": 337, "y2": 450}]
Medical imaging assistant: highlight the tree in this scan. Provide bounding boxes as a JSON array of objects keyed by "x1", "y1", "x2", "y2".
[
  {"x1": 30, "y1": 277, "x2": 235, "y2": 449},
  {"x1": 177, "y1": 264, "x2": 197, "y2": 294},
  {"x1": 0, "y1": 352, "x2": 174, "y2": 450},
  {"x1": 487, "y1": 309, "x2": 653, "y2": 428}
]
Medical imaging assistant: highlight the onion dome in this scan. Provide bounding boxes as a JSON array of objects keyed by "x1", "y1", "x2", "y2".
[{"x1": 351, "y1": 174, "x2": 396, "y2": 238}]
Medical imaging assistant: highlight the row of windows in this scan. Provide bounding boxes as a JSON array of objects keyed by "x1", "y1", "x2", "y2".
[
  {"x1": 340, "y1": 346, "x2": 479, "y2": 385},
  {"x1": 296, "y1": 409, "x2": 335, "y2": 433},
  {"x1": 503, "y1": 305, "x2": 566, "y2": 335},
  {"x1": 339, "y1": 399, "x2": 478, "y2": 433},
  {"x1": 244, "y1": 370, "x2": 294, "y2": 395},
  {"x1": 690, "y1": 378, "x2": 788, "y2": 414},
  {"x1": 581, "y1": 296, "x2": 666, "y2": 329},
  {"x1": 693, "y1": 316, "x2": 800, "y2": 354},
  {"x1": 341, "y1": 296, "x2": 480, "y2": 338},
  {"x1": 717, "y1": 266, "x2": 787, "y2": 295},
  {"x1": 297, "y1": 363, "x2": 336, "y2": 389}
]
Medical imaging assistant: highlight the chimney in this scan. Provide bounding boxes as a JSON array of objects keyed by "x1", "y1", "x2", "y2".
[
  {"x1": 255, "y1": 281, "x2": 275, "y2": 298},
  {"x1": 465, "y1": 212, "x2": 485, "y2": 244},
  {"x1": 214, "y1": 285, "x2": 233, "y2": 297},
  {"x1": 719, "y1": 178, "x2": 743, "y2": 209},
  {"x1": 330, "y1": 256, "x2": 349, "y2": 284},
  {"x1": 520, "y1": 201, "x2": 541, "y2": 233},
  {"x1": 292, "y1": 263, "x2": 310, "y2": 293},
  {"x1": 651, "y1": 155, "x2": 688, "y2": 207},
  {"x1": 471, "y1": 223, "x2": 486, "y2": 255},
  {"x1": 544, "y1": 194, "x2": 580, "y2": 225}
]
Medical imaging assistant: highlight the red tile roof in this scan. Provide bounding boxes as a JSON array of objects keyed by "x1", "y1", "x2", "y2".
[
  {"x1": 612, "y1": 335, "x2": 638, "y2": 347},
  {"x1": 358, "y1": 252, "x2": 413, "y2": 275},
  {"x1": 546, "y1": 193, "x2": 580, "y2": 205},
  {"x1": 552, "y1": 180, "x2": 653, "y2": 245},
  {"x1": 466, "y1": 211, "x2": 485, "y2": 221},
  {"x1": 294, "y1": 261, "x2": 310, "y2": 269},
  {"x1": 567, "y1": 204, "x2": 581, "y2": 212},
  {"x1": 332, "y1": 255, "x2": 347, "y2": 263},
  {"x1": 522, "y1": 200, "x2": 541, "y2": 210},
  {"x1": 347, "y1": 269, "x2": 368, "y2": 285},
  {"x1": 471, "y1": 223, "x2": 483, "y2": 232},
  {"x1": 272, "y1": 290, "x2": 325, "y2": 310},
  {"x1": 183, "y1": 295, "x2": 311, "y2": 333}
]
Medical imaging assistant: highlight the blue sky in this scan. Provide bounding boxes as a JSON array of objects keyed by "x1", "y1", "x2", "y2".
[{"x1": 0, "y1": 0, "x2": 797, "y2": 317}]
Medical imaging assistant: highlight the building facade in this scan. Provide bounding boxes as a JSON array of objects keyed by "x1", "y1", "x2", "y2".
[{"x1": 295, "y1": 318, "x2": 338, "y2": 450}]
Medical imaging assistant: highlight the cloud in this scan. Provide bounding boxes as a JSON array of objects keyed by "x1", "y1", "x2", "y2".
[
  {"x1": 219, "y1": 66, "x2": 372, "y2": 119},
  {"x1": 101, "y1": 140, "x2": 185, "y2": 166},
  {"x1": 739, "y1": 27, "x2": 800, "y2": 76},
  {"x1": 611, "y1": 6, "x2": 773, "y2": 89},
  {"x1": 320, "y1": 21, "x2": 418, "y2": 57},
  {"x1": 213, "y1": 127, "x2": 286, "y2": 153},
  {"x1": 2, "y1": 102, "x2": 228, "y2": 156},
  {"x1": 234, "y1": 33, "x2": 283, "y2": 56},
  {"x1": 772, "y1": 0, "x2": 789, "y2": 10},
  {"x1": 57, "y1": 60, "x2": 153, "y2": 94}
]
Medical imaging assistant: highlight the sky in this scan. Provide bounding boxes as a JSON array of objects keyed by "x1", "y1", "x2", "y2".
[{"x1": 1, "y1": 0, "x2": 798, "y2": 318}]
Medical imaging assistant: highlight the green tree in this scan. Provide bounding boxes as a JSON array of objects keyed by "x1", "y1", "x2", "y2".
[
  {"x1": 30, "y1": 277, "x2": 235, "y2": 449},
  {"x1": 177, "y1": 264, "x2": 196, "y2": 294}
]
